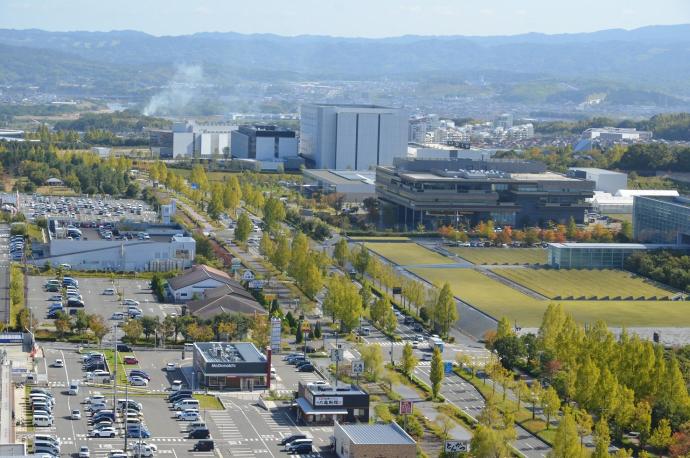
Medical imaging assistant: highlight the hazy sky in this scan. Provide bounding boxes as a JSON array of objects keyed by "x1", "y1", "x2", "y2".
[{"x1": 2, "y1": 0, "x2": 690, "y2": 37}]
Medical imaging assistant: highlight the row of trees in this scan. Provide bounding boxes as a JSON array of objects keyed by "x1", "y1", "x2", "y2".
[
  {"x1": 439, "y1": 217, "x2": 630, "y2": 245},
  {"x1": 624, "y1": 250, "x2": 690, "y2": 293},
  {"x1": 53, "y1": 310, "x2": 108, "y2": 344}
]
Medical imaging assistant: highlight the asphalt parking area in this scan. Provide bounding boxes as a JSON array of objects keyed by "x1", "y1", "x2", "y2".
[{"x1": 27, "y1": 275, "x2": 180, "y2": 328}]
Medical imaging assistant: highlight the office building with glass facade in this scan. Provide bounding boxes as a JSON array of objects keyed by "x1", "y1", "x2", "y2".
[
  {"x1": 547, "y1": 243, "x2": 682, "y2": 268},
  {"x1": 634, "y1": 195, "x2": 690, "y2": 244}
]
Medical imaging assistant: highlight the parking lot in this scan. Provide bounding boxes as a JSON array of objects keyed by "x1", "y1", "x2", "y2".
[
  {"x1": 21, "y1": 195, "x2": 158, "y2": 225},
  {"x1": 26, "y1": 344, "x2": 334, "y2": 457},
  {"x1": 27, "y1": 275, "x2": 180, "y2": 328}
]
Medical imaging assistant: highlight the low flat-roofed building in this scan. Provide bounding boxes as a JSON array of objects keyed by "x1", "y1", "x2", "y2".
[
  {"x1": 547, "y1": 242, "x2": 690, "y2": 269},
  {"x1": 333, "y1": 421, "x2": 416, "y2": 458},
  {"x1": 192, "y1": 342, "x2": 270, "y2": 391},
  {"x1": 568, "y1": 167, "x2": 628, "y2": 194},
  {"x1": 296, "y1": 381, "x2": 369, "y2": 425},
  {"x1": 590, "y1": 189, "x2": 680, "y2": 214},
  {"x1": 302, "y1": 170, "x2": 376, "y2": 202}
]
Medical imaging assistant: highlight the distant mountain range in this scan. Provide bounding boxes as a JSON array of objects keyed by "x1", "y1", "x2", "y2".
[{"x1": 1, "y1": 25, "x2": 689, "y2": 109}]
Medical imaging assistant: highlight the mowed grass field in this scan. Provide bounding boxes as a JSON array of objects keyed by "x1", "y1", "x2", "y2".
[
  {"x1": 450, "y1": 247, "x2": 548, "y2": 265},
  {"x1": 365, "y1": 242, "x2": 455, "y2": 266},
  {"x1": 494, "y1": 268, "x2": 675, "y2": 300},
  {"x1": 409, "y1": 267, "x2": 690, "y2": 327}
]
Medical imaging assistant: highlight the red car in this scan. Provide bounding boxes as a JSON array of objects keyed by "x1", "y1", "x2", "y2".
[{"x1": 123, "y1": 356, "x2": 138, "y2": 365}]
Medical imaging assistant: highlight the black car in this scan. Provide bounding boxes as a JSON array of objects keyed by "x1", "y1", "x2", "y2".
[
  {"x1": 189, "y1": 428, "x2": 210, "y2": 439},
  {"x1": 289, "y1": 443, "x2": 312, "y2": 454},
  {"x1": 279, "y1": 434, "x2": 307, "y2": 446},
  {"x1": 67, "y1": 298, "x2": 85, "y2": 308},
  {"x1": 298, "y1": 364, "x2": 315, "y2": 372},
  {"x1": 128, "y1": 370, "x2": 150, "y2": 380},
  {"x1": 168, "y1": 390, "x2": 193, "y2": 402},
  {"x1": 404, "y1": 317, "x2": 414, "y2": 325},
  {"x1": 117, "y1": 344, "x2": 132, "y2": 352},
  {"x1": 193, "y1": 440, "x2": 215, "y2": 451},
  {"x1": 413, "y1": 324, "x2": 423, "y2": 332}
]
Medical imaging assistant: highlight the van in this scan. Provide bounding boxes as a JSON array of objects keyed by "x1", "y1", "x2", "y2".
[
  {"x1": 193, "y1": 440, "x2": 214, "y2": 451},
  {"x1": 33, "y1": 415, "x2": 54, "y2": 427},
  {"x1": 174, "y1": 399, "x2": 199, "y2": 411},
  {"x1": 287, "y1": 438, "x2": 313, "y2": 451},
  {"x1": 34, "y1": 435, "x2": 60, "y2": 447},
  {"x1": 34, "y1": 439, "x2": 60, "y2": 451},
  {"x1": 34, "y1": 444, "x2": 60, "y2": 456},
  {"x1": 68, "y1": 381, "x2": 79, "y2": 395}
]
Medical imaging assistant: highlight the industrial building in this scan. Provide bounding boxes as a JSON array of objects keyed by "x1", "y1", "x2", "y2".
[
  {"x1": 568, "y1": 168, "x2": 628, "y2": 194},
  {"x1": 30, "y1": 222, "x2": 195, "y2": 272},
  {"x1": 231, "y1": 125, "x2": 297, "y2": 160},
  {"x1": 590, "y1": 189, "x2": 680, "y2": 214},
  {"x1": 333, "y1": 421, "x2": 416, "y2": 458},
  {"x1": 192, "y1": 342, "x2": 270, "y2": 391},
  {"x1": 299, "y1": 103, "x2": 408, "y2": 170},
  {"x1": 376, "y1": 157, "x2": 594, "y2": 228},
  {"x1": 148, "y1": 121, "x2": 236, "y2": 159},
  {"x1": 573, "y1": 127, "x2": 652, "y2": 152},
  {"x1": 302, "y1": 170, "x2": 376, "y2": 202},
  {"x1": 634, "y1": 195, "x2": 690, "y2": 244},
  {"x1": 407, "y1": 142, "x2": 496, "y2": 161},
  {"x1": 295, "y1": 381, "x2": 370, "y2": 425}
]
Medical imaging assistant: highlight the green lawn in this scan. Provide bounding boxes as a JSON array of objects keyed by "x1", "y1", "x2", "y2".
[
  {"x1": 449, "y1": 247, "x2": 547, "y2": 265},
  {"x1": 494, "y1": 268, "x2": 676, "y2": 300},
  {"x1": 365, "y1": 242, "x2": 454, "y2": 266},
  {"x1": 410, "y1": 267, "x2": 690, "y2": 327},
  {"x1": 194, "y1": 394, "x2": 224, "y2": 410},
  {"x1": 350, "y1": 236, "x2": 410, "y2": 242}
]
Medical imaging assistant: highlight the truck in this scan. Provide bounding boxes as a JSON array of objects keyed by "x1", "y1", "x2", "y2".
[{"x1": 429, "y1": 336, "x2": 444, "y2": 353}]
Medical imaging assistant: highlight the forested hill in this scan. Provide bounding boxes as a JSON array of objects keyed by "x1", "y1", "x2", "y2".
[{"x1": 0, "y1": 25, "x2": 690, "y2": 97}]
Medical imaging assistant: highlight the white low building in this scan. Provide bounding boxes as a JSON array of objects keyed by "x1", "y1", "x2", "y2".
[{"x1": 590, "y1": 189, "x2": 680, "y2": 214}]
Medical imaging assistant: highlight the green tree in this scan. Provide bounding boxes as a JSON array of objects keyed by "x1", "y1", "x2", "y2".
[
  {"x1": 632, "y1": 401, "x2": 652, "y2": 446},
  {"x1": 496, "y1": 316, "x2": 514, "y2": 339},
  {"x1": 301, "y1": 259, "x2": 323, "y2": 299},
  {"x1": 352, "y1": 245, "x2": 371, "y2": 278},
  {"x1": 141, "y1": 316, "x2": 158, "y2": 341},
  {"x1": 550, "y1": 409, "x2": 585, "y2": 458},
  {"x1": 73, "y1": 309, "x2": 89, "y2": 335},
  {"x1": 234, "y1": 211, "x2": 252, "y2": 243},
  {"x1": 400, "y1": 342, "x2": 418, "y2": 376},
  {"x1": 358, "y1": 343, "x2": 383, "y2": 382},
  {"x1": 470, "y1": 424, "x2": 512, "y2": 458},
  {"x1": 574, "y1": 408, "x2": 593, "y2": 450},
  {"x1": 54, "y1": 311, "x2": 72, "y2": 338},
  {"x1": 271, "y1": 234, "x2": 291, "y2": 271},
  {"x1": 429, "y1": 346, "x2": 444, "y2": 399},
  {"x1": 383, "y1": 307, "x2": 397, "y2": 335},
  {"x1": 122, "y1": 319, "x2": 143, "y2": 343},
  {"x1": 592, "y1": 417, "x2": 611, "y2": 458},
  {"x1": 263, "y1": 196, "x2": 286, "y2": 231},
  {"x1": 259, "y1": 232, "x2": 275, "y2": 258},
  {"x1": 88, "y1": 314, "x2": 108, "y2": 345},
  {"x1": 433, "y1": 282, "x2": 457, "y2": 337},
  {"x1": 359, "y1": 280, "x2": 373, "y2": 309},
  {"x1": 541, "y1": 386, "x2": 561, "y2": 430},
  {"x1": 333, "y1": 238, "x2": 349, "y2": 268},
  {"x1": 224, "y1": 176, "x2": 242, "y2": 215},
  {"x1": 648, "y1": 418, "x2": 672, "y2": 451}
]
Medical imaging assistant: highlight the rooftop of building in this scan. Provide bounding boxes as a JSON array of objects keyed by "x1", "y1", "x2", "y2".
[
  {"x1": 167, "y1": 264, "x2": 232, "y2": 291},
  {"x1": 548, "y1": 242, "x2": 690, "y2": 249},
  {"x1": 303, "y1": 169, "x2": 375, "y2": 185},
  {"x1": 194, "y1": 341, "x2": 267, "y2": 364},
  {"x1": 584, "y1": 127, "x2": 650, "y2": 134},
  {"x1": 300, "y1": 381, "x2": 367, "y2": 397},
  {"x1": 303, "y1": 103, "x2": 394, "y2": 109},
  {"x1": 186, "y1": 284, "x2": 266, "y2": 320},
  {"x1": 337, "y1": 421, "x2": 416, "y2": 445},
  {"x1": 396, "y1": 170, "x2": 578, "y2": 182},
  {"x1": 569, "y1": 167, "x2": 628, "y2": 175}
]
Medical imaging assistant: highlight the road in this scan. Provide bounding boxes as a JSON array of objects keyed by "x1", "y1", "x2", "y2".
[{"x1": 0, "y1": 224, "x2": 10, "y2": 325}]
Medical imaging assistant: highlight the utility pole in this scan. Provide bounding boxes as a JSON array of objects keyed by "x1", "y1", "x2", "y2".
[
  {"x1": 123, "y1": 382, "x2": 129, "y2": 451},
  {"x1": 112, "y1": 324, "x2": 117, "y2": 410}
]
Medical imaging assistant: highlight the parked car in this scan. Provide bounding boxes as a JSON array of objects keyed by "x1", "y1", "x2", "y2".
[
  {"x1": 78, "y1": 446, "x2": 90, "y2": 458},
  {"x1": 189, "y1": 428, "x2": 210, "y2": 439},
  {"x1": 176, "y1": 409, "x2": 200, "y2": 421},
  {"x1": 193, "y1": 440, "x2": 214, "y2": 451},
  {"x1": 171, "y1": 380, "x2": 183, "y2": 392},
  {"x1": 124, "y1": 356, "x2": 138, "y2": 365},
  {"x1": 279, "y1": 433, "x2": 308, "y2": 446},
  {"x1": 129, "y1": 370, "x2": 150, "y2": 380},
  {"x1": 126, "y1": 426, "x2": 151, "y2": 438},
  {"x1": 103, "y1": 288, "x2": 116, "y2": 295},
  {"x1": 129, "y1": 443, "x2": 157, "y2": 457},
  {"x1": 90, "y1": 427, "x2": 117, "y2": 438},
  {"x1": 298, "y1": 364, "x2": 315, "y2": 372},
  {"x1": 116, "y1": 344, "x2": 132, "y2": 352},
  {"x1": 129, "y1": 376, "x2": 148, "y2": 387}
]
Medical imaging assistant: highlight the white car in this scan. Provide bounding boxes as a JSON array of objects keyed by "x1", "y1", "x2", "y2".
[
  {"x1": 92, "y1": 369, "x2": 110, "y2": 377},
  {"x1": 110, "y1": 312, "x2": 124, "y2": 321},
  {"x1": 176, "y1": 409, "x2": 200, "y2": 421},
  {"x1": 71, "y1": 409, "x2": 81, "y2": 420},
  {"x1": 123, "y1": 299, "x2": 140, "y2": 307},
  {"x1": 166, "y1": 362, "x2": 177, "y2": 372},
  {"x1": 103, "y1": 288, "x2": 116, "y2": 296},
  {"x1": 90, "y1": 426, "x2": 117, "y2": 438},
  {"x1": 78, "y1": 446, "x2": 90, "y2": 458},
  {"x1": 85, "y1": 393, "x2": 105, "y2": 404},
  {"x1": 171, "y1": 380, "x2": 183, "y2": 392},
  {"x1": 129, "y1": 376, "x2": 149, "y2": 386},
  {"x1": 53, "y1": 359, "x2": 64, "y2": 368},
  {"x1": 130, "y1": 443, "x2": 157, "y2": 457}
]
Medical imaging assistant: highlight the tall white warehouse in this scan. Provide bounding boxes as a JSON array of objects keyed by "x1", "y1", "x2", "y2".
[{"x1": 299, "y1": 103, "x2": 408, "y2": 170}]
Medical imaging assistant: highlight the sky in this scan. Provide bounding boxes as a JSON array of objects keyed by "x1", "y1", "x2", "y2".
[{"x1": 2, "y1": 0, "x2": 690, "y2": 38}]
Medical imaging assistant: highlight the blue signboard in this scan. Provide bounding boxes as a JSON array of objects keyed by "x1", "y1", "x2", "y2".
[{"x1": 444, "y1": 361, "x2": 453, "y2": 374}]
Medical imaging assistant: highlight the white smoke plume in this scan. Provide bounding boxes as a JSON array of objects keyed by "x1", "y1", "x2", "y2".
[{"x1": 143, "y1": 64, "x2": 204, "y2": 116}]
